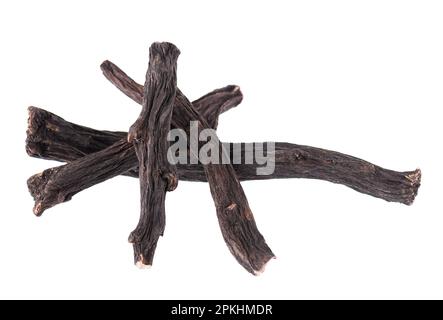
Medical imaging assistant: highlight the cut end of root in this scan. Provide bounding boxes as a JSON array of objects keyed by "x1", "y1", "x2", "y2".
[
  {"x1": 136, "y1": 261, "x2": 152, "y2": 269},
  {"x1": 253, "y1": 255, "x2": 276, "y2": 276},
  {"x1": 406, "y1": 168, "x2": 422, "y2": 185},
  {"x1": 26, "y1": 107, "x2": 52, "y2": 158},
  {"x1": 405, "y1": 168, "x2": 421, "y2": 205},
  {"x1": 26, "y1": 106, "x2": 40, "y2": 136},
  {"x1": 135, "y1": 254, "x2": 152, "y2": 269}
]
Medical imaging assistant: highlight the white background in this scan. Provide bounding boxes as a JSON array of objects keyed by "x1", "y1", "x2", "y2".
[{"x1": 0, "y1": 0, "x2": 442, "y2": 299}]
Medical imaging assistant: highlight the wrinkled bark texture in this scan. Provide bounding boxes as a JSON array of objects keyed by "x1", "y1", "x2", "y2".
[
  {"x1": 127, "y1": 42, "x2": 180, "y2": 267},
  {"x1": 27, "y1": 108, "x2": 421, "y2": 206}
]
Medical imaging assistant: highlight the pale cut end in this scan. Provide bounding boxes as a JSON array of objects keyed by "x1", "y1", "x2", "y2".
[
  {"x1": 405, "y1": 168, "x2": 421, "y2": 205},
  {"x1": 135, "y1": 255, "x2": 152, "y2": 269},
  {"x1": 406, "y1": 168, "x2": 421, "y2": 185},
  {"x1": 253, "y1": 256, "x2": 276, "y2": 276},
  {"x1": 136, "y1": 261, "x2": 152, "y2": 269}
]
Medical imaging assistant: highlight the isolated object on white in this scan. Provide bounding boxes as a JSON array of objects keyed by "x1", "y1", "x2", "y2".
[{"x1": 26, "y1": 42, "x2": 421, "y2": 275}]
